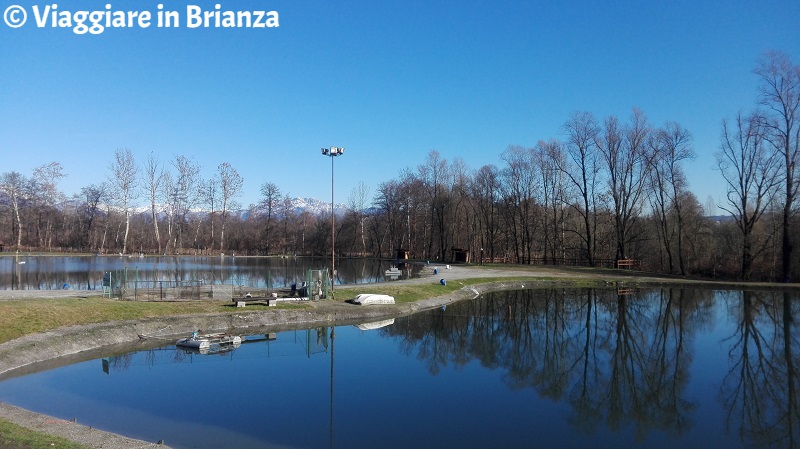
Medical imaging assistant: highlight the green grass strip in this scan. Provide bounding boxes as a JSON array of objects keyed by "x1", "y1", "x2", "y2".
[{"x1": 0, "y1": 419, "x2": 89, "y2": 449}]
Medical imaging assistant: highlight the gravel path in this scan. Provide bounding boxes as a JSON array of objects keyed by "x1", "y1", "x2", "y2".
[
  {"x1": 0, "y1": 402, "x2": 168, "y2": 448},
  {"x1": 0, "y1": 289, "x2": 98, "y2": 300}
]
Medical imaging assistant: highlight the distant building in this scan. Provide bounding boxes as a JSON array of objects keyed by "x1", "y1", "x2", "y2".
[{"x1": 451, "y1": 248, "x2": 470, "y2": 263}]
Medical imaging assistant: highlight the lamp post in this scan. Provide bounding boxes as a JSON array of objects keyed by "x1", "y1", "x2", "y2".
[{"x1": 321, "y1": 146, "x2": 344, "y2": 298}]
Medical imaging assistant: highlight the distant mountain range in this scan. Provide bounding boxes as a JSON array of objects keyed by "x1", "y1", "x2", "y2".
[
  {"x1": 285, "y1": 197, "x2": 349, "y2": 215},
  {"x1": 237, "y1": 197, "x2": 352, "y2": 220},
  {"x1": 46, "y1": 193, "x2": 736, "y2": 222},
  {"x1": 49, "y1": 196, "x2": 353, "y2": 219}
]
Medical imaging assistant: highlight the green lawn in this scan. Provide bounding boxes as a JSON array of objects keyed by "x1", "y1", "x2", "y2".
[
  {"x1": 0, "y1": 297, "x2": 238, "y2": 344},
  {"x1": 0, "y1": 419, "x2": 89, "y2": 449}
]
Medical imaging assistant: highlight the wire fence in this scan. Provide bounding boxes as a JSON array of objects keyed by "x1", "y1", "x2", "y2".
[
  {"x1": 101, "y1": 268, "x2": 330, "y2": 301},
  {"x1": 102, "y1": 269, "x2": 247, "y2": 301},
  {"x1": 113, "y1": 281, "x2": 234, "y2": 301}
]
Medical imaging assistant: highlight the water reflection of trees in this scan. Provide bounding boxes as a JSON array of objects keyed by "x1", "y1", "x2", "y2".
[
  {"x1": 721, "y1": 290, "x2": 800, "y2": 448},
  {"x1": 387, "y1": 288, "x2": 715, "y2": 440},
  {"x1": 0, "y1": 256, "x2": 397, "y2": 290}
]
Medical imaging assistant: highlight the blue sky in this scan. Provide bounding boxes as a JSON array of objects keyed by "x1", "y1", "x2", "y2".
[{"x1": 2, "y1": 0, "x2": 799, "y2": 210}]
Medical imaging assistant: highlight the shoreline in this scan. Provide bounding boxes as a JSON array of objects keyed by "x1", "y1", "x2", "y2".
[{"x1": 1, "y1": 265, "x2": 798, "y2": 448}]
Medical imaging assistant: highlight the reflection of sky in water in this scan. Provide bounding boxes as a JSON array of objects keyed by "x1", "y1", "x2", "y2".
[
  {"x1": 0, "y1": 288, "x2": 797, "y2": 449},
  {"x1": 0, "y1": 256, "x2": 422, "y2": 290}
]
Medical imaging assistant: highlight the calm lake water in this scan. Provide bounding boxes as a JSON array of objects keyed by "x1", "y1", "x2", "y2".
[
  {"x1": 1, "y1": 287, "x2": 798, "y2": 449},
  {"x1": 0, "y1": 255, "x2": 416, "y2": 290}
]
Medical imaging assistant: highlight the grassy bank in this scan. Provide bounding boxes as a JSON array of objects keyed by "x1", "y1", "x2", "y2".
[
  {"x1": 0, "y1": 277, "x2": 542, "y2": 344},
  {"x1": 0, "y1": 420, "x2": 88, "y2": 449},
  {"x1": 343, "y1": 276, "x2": 556, "y2": 303},
  {"x1": 0, "y1": 297, "x2": 235, "y2": 344},
  {"x1": 337, "y1": 278, "x2": 470, "y2": 303}
]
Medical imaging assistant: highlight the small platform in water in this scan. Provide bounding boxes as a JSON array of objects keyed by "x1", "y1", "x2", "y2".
[{"x1": 176, "y1": 332, "x2": 242, "y2": 350}]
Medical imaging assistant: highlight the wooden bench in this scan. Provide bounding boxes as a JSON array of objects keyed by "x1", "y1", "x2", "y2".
[{"x1": 616, "y1": 259, "x2": 639, "y2": 269}]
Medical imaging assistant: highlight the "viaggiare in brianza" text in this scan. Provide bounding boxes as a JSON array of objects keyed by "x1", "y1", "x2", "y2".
[{"x1": 30, "y1": 3, "x2": 279, "y2": 34}]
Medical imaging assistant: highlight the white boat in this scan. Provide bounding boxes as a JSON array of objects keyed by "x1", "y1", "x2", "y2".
[
  {"x1": 176, "y1": 332, "x2": 242, "y2": 350},
  {"x1": 351, "y1": 293, "x2": 396, "y2": 305},
  {"x1": 356, "y1": 318, "x2": 395, "y2": 330}
]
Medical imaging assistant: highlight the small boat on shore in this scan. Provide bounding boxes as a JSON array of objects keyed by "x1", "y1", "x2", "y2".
[
  {"x1": 176, "y1": 332, "x2": 242, "y2": 350},
  {"x1": 351, "y1": 293, "x2": 396, "y2": 305}
]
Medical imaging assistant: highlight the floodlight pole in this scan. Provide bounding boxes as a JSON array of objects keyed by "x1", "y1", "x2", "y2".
[{"x1": 321, "y1": 147, "x2": 344, "y2": 299}]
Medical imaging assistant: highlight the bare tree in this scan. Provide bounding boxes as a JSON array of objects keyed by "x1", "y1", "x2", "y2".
[
  {"x1": 538, "y1": 140, "x2": 569, "y2": 264},
  {"x1": 470, "y1": 164, "x2": 501, "y2": 262},
  {"x1": 649, "y1": 122, "x2": 695, "y2": 274},
  {"x1": 217, "y1": 162, "x2": 243, "y2": 252},
  {"x1": 754, "y1": 51, "x2": 800, "y2": 282},
  {"x1": 347, "y1": 181, "x2": 371, "y2": 255},
  {"x1": 500, "y1": 145, "x2": 539, "y2": 264},
  {"x1": 160, "y1": 171, "x2": 176, "y2": 254},
  {"x1": 418, "y1": 150, "x2": 451, "y2": 261},
  {"x1": 371, "y1": 179, "x2": 404, "y2": 255},
  {"x1": 717, "y1": 113, "x2": 782, "y2": 279},
  {"x1": 30, "y1": 162, "x2": 65, "y2": 251},
  {"x1": 0, "y1": 171, "x2": 29, "y2": 250},
  {"x1": 197, "y1": 177, "x2": 218, "y2": 252},
  {"x1": 144, "y1": 153, "x2": 164, "y2": 254},
  {"x1": 79, "y1": 183, "x2": 107, "y2": 252},
  {"x1": 278, "y1": 194, "x2": 298, "y2": 254},
  {"x1": 108, "y1": 149, "x2": 139, "y2": 254},
  {"x1": 400, "y1": 170, "x2": 426, "y2": 259},
  {"x1": 560, "y1": 111, "x2": 601, "y2": 265},
  {"x1": 598, "y1": 108, "x2": 653, "y2": 261},
  {"x1": 259, "y1": 181, "x2": 282, "y2": 254},
  {"x1": 167, "y1": 155, "x2": 200, "y2": 253},
  {"x1": 448, "y1": 157, "x2": 471, "y2": 257}
]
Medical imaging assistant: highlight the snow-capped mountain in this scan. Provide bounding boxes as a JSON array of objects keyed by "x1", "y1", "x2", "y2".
[
  {"x1": 54, "y1": 196, "x2": 352, "y2": 220},
  {"x1": 288, "y1": 197, "x2": 348, "y2": 215}
]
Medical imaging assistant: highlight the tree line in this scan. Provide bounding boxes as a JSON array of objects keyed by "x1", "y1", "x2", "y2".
[{"x1": 1, "y1": 52, "x2": 798, "y2": 282}]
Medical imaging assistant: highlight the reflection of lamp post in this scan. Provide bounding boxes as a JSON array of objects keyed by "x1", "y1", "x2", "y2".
[
  {"x1": 329, "y1": 325, "x2": 335, "y2": 449},
  {"x1": 321, "y1": 146, "x2": 344, "y2": 298}
]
